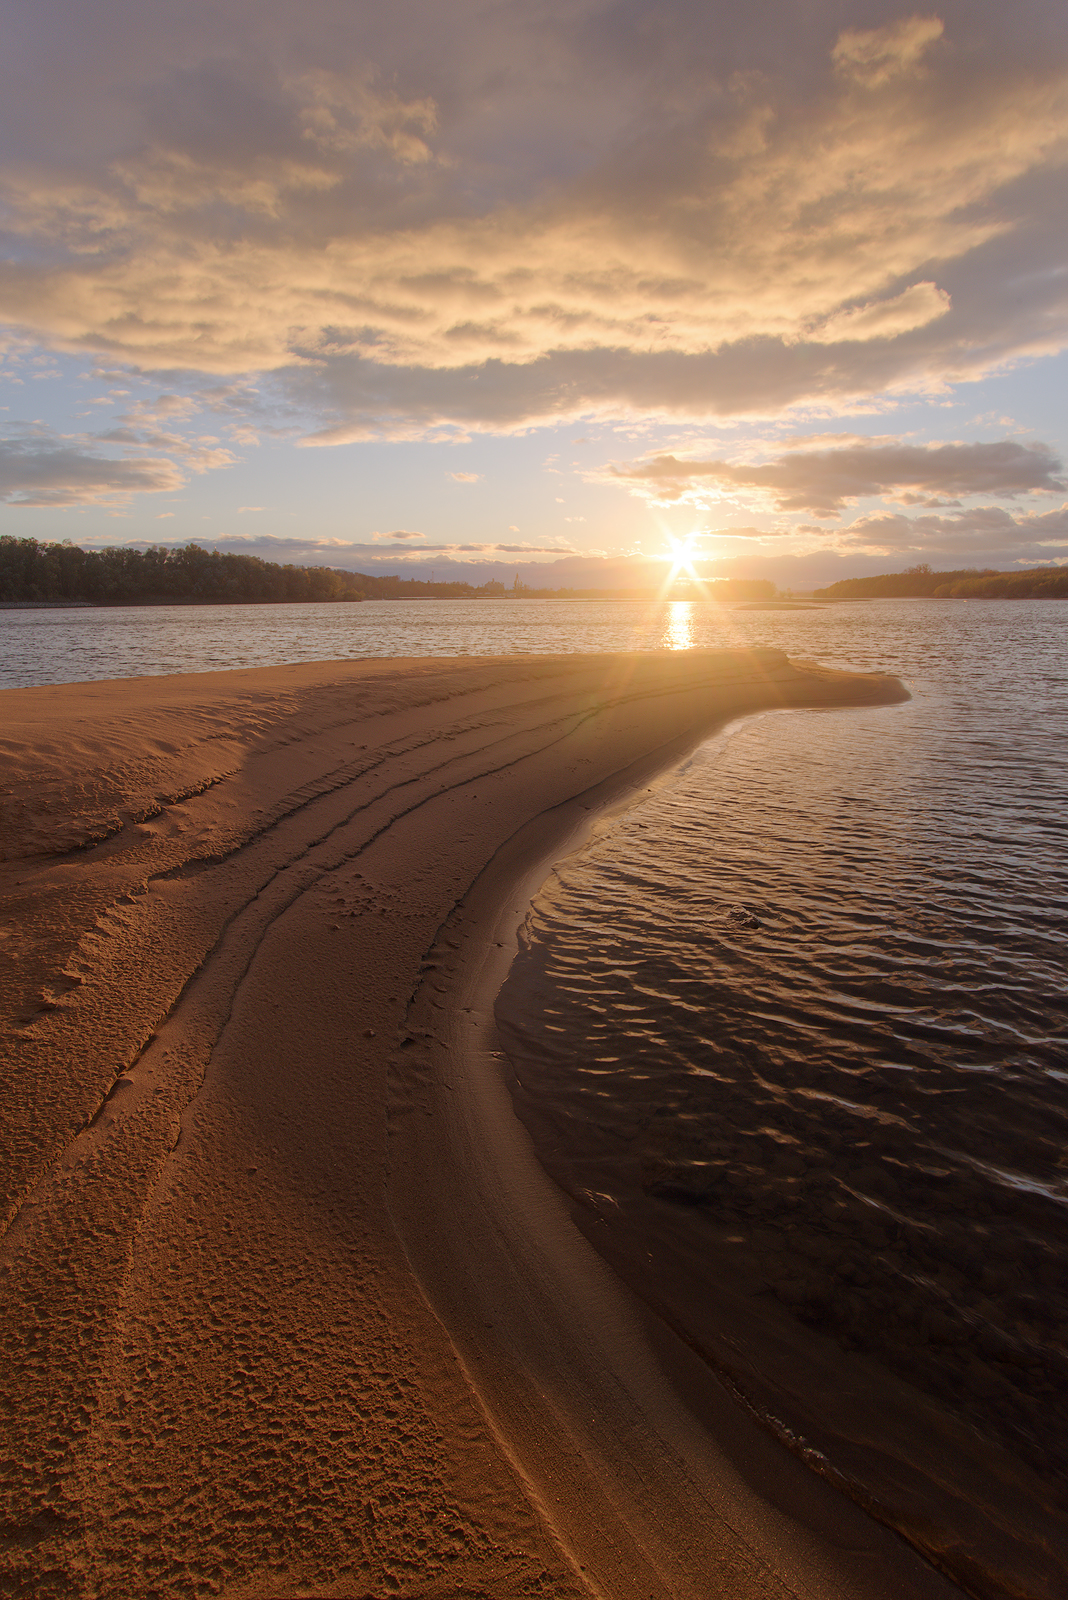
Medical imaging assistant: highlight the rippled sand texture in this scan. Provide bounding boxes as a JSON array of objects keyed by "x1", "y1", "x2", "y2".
[
  {"x1": 497, "y1": 676, "x2": 1068, "y2": 1600},
  {"x1": 2, "y1": 650, "x2": 920, "y2": 1600}
]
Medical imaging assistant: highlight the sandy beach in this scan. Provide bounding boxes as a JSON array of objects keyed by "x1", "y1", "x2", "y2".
[{"x1": 1, "y1": 647, "x2": 985, "y2": 1600}]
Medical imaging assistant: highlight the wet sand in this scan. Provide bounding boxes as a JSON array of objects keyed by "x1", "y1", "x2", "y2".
[{"x1": 0, "y1": 648, "x2": 972, "y2": 1599}]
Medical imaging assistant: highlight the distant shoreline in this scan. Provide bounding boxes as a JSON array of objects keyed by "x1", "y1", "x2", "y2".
[
  {"x1": 2, "y1": 589, "x2": 1066, "y2": 612},
  {"x1": 4, "y1": 534, "x2": 1066, "y2": 606}
]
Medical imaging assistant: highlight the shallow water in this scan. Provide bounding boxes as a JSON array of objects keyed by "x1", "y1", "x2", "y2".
[
  {"x1": 0, "y1": 591, "x2": 1030, "y2": 689},
  {"x1": 2, "y1": 596, "x2": 799, "y2": 688},
  {"x1": 495, "y1": 599, "x2": 1068, "y2": 1485}
]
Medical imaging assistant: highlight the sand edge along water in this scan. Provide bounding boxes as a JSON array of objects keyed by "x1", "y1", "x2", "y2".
[{"x1": 0, "y1": 648, "x2": 979, "y2": 1600}]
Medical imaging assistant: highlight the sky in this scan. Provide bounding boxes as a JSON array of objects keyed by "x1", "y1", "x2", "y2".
[{"x1": 1, "y1": 0, "x2": 1066, "y2": 590}]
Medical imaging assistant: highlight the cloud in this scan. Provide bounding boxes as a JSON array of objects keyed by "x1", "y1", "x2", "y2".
[
  {"x1": 832, "y1": 15, "x2": 945, "y2": 87},
  {"x1": 293, "y1": 68, "x2": 438, "y2": 164},
  {"x1": 97, "y1": 424, "x2": 235, "y2": 473},
  {"x1": 371, "y1": 527, "x2": 424, "y2": 540},
  {"x1": 701, "y1": 526, "x2": 768, "y2": 542},
  {"x1": 128, "y1": 393, "x2": 198, "y2": 421},
  {"x1": 0, "y1": 4, "x2": 1065, "y2": 434},
  {"x1": 776, "y1": 432, "x2": 901, "y2": 451},
  {"x1": 807, "y1": 282, "x2": 951, "y2": 345},
  {"x1": 447, "y1": 471, "x2": 480, "y2": 482},
  {"x1": 0, "y1": 384, "x2": 242, "y2": 507},
  {"x1": 91, "y1": 532, "x2": 579, "y2": 569},
  {"x1": 607, "y1": 438, "x2": 1066, "y2": 515},
  {"x1": 825, "y1": 501, "x2": 1068, "y2": 560},
  {"x1": 0, "y1": 427, "x2": 184, "y2": 506}
]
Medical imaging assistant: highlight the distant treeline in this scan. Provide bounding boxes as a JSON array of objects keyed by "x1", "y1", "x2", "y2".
[
  {"x1": 0, "y1": 536, "x2": 367, "y2": 605},
  {"x1": 934, "y1": 567, "x2": 1068, "y2": 599},
  {"x1": 0, "y1": 536, "x2": 779, "y2": 606},
  {"x1": 814, "y1": 564, "x2": 1068, "y2": 600}
]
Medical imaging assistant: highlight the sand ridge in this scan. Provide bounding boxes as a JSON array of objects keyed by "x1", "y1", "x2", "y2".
[{"x1": 0, "y1": 649, "x2": 934, "y2": 1599}]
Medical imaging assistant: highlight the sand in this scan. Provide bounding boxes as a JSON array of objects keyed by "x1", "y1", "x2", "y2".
[{"x1": 0, "y1": 647, "x2": 974, "y2": 1600}]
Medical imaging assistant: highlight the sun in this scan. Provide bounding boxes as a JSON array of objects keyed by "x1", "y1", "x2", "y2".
[
  {"x1": 668, "y1": 537, "x2": 700, "y2": 582},
  {"x1": 665, "y1": 532, "x2": 701, "y2": 585}
]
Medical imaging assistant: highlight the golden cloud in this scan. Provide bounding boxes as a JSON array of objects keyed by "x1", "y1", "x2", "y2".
[
  {"x1": 807, "y1": 282, "x2": 951, "y2": 345},
  {"x1": 832, "y1": 15, "x2": 945, "y2": 87},
  {"x1": 830, "y1": 502, "x2": 1068, "y2": 555},
  {"x1": 0, "y1": 8, "x2": 1066, "y2": 432},
  {"x1": 608, "y1": 439, "x2": 1066, "y2": 515}
]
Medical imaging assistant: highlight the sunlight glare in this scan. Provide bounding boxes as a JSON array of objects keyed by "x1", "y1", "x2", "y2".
[
  {"x1": 665, "y1": 600, "x2": 695, "y2": 650},
  {"x1": 656, "y1": 529, "x2": 712, "y2": 602},
  {"x1": 667, "y1": 533, "x2": 699, "y2": 582}
]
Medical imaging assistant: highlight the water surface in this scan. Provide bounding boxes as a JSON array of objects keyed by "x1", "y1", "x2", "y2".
[
  {"x1": 3, "y1": 596, "x2": 783, "y2": 688},
  {"x1": 496, "y1": 598, "x2": 1068, "y2": 1491}
]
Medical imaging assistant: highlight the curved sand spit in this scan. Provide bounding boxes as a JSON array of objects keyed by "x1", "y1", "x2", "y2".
[{"x1": 0, "y1": 648, "x2": 980, "y2": 1599}]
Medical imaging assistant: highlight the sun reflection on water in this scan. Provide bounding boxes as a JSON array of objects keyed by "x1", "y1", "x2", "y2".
[{"x1": 664, "y1": 600, "x2": 695, "y2": 650}]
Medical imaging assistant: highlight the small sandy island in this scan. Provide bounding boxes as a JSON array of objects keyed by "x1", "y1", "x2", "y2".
[{"x1": 0, "y1": 648, "x2": 982, "y2": 1600}]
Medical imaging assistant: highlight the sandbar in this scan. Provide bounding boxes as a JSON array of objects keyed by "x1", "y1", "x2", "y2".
[{"x1": 1, "y1": 648, "x2": 973, "y2": 1600}]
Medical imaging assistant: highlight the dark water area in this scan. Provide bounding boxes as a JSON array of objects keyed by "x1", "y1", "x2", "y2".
[{"x1": 495, "y1": 600, "x2": 1068, "y2": 1508}]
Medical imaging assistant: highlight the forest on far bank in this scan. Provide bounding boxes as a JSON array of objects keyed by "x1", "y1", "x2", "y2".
[
  {"x1": 12, "y1": 535, "x2": 1061, "y2": 608},
  {"x1": 0, "y1": 536, "x2": 368, "y2": 605},
  {"x1": 0, "y1": 535, "x2": 775, "y2": 605},
  {"x1": 814, "y1": 564, "x2": 1068, "y2": 600}
]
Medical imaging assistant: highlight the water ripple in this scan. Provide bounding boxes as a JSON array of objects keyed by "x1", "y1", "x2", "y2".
[{"x1": 497, "y1": 598, "x2": 1068, "y2": 1483}]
